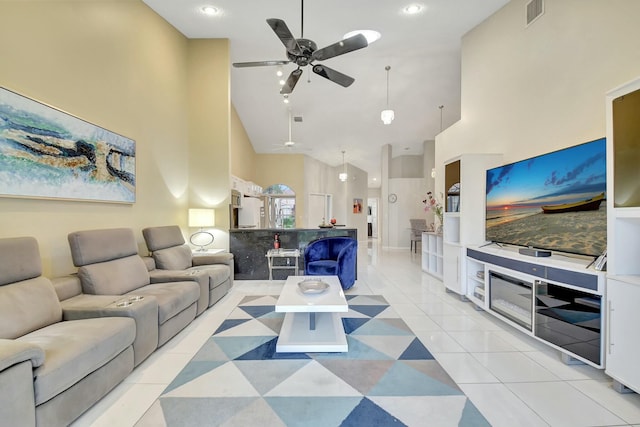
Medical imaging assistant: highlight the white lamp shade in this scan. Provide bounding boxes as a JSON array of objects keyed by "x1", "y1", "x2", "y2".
[
  {"x1": 381, "y1": 109, "x2": 395, "y2": 125},
  {"x1": 339, "y1": 172, "x2": 348, "y2": 182},
  {"x1": 188, "y1": 208, "x2": 215, "y2": 227}
]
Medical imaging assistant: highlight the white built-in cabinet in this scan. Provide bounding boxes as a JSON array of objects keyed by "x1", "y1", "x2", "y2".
[
  {"x1": 604, "y1": 76, "x2": 640, "y2": 393},
  {"x1": 442, "y1": 154, "x2": 502, "y2": 297},
  {"x1": 421, "y1": 232, "x2": 443, "y2": 280}
]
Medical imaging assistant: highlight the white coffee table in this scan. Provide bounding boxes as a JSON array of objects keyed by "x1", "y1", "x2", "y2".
[{"x1": 275, "y1": 275, "x2": 348, "y2": 353}]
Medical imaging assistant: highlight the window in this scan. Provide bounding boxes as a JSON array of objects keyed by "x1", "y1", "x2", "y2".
[{"x1": 264, "y1": 184, "x2": 296, "y2": 228}]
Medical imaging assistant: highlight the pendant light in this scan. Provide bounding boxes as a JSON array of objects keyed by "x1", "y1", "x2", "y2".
[
  {"x1": 339, "y1": 150, "x2": 348, "y2": 182},
  {"x1": 381, "y1": 65, "x2": 394, "y2": 125}
]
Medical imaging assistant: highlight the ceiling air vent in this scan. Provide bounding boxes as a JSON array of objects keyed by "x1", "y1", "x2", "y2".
[{"x1": 526, "y1": 0, "x2": 544, "y2": 27}]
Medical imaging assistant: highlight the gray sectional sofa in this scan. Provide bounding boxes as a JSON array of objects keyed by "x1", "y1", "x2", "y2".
[{"x1": 0, "y1": 227, "x2": 234, "y2": 426}]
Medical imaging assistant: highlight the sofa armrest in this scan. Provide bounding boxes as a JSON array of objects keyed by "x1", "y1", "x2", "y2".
[
  {"x1": 0, "y1": 340, "x2": 39, "y2": 427},
  {"x1": 149, "y1": 269, "x2": 207, "y2": 283},
  {"x1": 51, "y1": 274, "x2": 83, "y2": 302},
  {"x1": 60, "y1": 295, "x2": 158, "y2": 367},
  {"x1": 0, "y1": 339, "x2": 45, "y2": 371},
  {"x1": 192, "y1": 252, "x2": 234, "y2": 267}
]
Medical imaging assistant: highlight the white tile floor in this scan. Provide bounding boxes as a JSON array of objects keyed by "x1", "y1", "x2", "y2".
[{"x1": 72, "y1": 241, "x2": 640, "y2": 427}]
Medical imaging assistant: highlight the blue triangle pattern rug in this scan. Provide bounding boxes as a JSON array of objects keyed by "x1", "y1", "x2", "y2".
[{"x1": 136, "y1": 295, "x2": 490, "y2": 427}]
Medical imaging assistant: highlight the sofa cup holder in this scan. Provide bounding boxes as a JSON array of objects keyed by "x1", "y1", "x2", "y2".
[{"x1": 115, "y1": 295, "x2": 144, "y2": 307}]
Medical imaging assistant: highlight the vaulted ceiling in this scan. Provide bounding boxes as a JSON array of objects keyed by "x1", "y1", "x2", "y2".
[{"x1": 143, "y1": 0, "x2": 509, "y2": 187}]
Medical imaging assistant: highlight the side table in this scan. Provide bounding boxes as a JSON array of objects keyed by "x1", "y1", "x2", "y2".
[{"x1": 265, "y1": 249, "x2": 300, "y2": 280}]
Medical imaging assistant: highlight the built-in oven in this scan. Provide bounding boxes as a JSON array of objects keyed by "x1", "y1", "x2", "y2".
[
  {"x1": 489, "y1": 270, "x2": 533, "y2": 331},
  {"x1": 535, "y1": 282, "x2": 601, "y2": 365}
]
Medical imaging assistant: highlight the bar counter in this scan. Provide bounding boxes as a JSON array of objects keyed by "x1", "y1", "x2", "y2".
[{"x1": 230, "y1": 228, "x2": 357, "y2": 280}]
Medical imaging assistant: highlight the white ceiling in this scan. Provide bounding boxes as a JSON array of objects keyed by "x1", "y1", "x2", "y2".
[{"x1": 142, "y1": 0, "x2": 509, "y2": 187}]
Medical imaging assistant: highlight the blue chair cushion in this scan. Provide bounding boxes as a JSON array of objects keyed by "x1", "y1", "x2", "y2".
[{"x1": 306, "y1": 260, "x2": 339, "y2": 276}]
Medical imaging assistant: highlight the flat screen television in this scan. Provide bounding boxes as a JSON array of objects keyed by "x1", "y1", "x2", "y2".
[{"x1": 485, "y1": 137, "x2": 606, "y2": 257}]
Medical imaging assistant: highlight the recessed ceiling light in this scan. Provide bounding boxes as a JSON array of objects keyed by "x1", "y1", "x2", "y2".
[
  {"x1": 201, "y1": 6, "x2": 220, "y2": 16},
  {"x1": 403, "y1": 4, "x2": 424, "y2": 15},
  {"x1": 343, "y1": 30, "x2": 381, "y2": 44}
]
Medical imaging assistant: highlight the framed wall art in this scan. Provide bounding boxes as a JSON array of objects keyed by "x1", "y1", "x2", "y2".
[
  {"x1": 0, "y1": 87, "x2": 136, "y2": 203},
  {"x1": 353, "y1": 198, "x2": 363, "y2": 214}
]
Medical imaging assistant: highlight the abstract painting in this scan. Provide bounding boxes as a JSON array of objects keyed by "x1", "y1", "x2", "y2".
[{"x1": 0, "y1": 87, "x2": 135, "y2": 203}]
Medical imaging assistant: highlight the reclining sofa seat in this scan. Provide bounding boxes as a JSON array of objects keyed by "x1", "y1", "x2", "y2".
[
  {"x1": 142, "y1": 225, "x2": 234, "y2": 314},
  {"x1": 0, "y1": 237, "x2": 135, "y2": 427},
  {"x1": 68, "y1": 228, "x2": 200, "y2": 347}
]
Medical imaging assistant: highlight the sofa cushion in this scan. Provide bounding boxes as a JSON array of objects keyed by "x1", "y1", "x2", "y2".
[
  {"x1": 153, "y1": 245, "x2": 192, "y2": 271},
  {"x1": 142, "y1": 225, "x2": 185, "y2": 251},
  {"x1": 68, "y1": 228, "x2": 138, "y2": 267},
  {"x1": 78, "y1": 255, "x2": 150, "y2": 295},
  {"x1": 187, "y1": 265, "x2": 230, "y2": 289},
  {"x1": 17, "y1": 317, "x2": 135, "y2": 405},
  {"x1": 127, "y1": 281, "x2": 199, "y2": 325},
  {"x1": 0, "y1": 277, "x2": 62, "y2": 339},
  {"x1": 0, "y1": 237, "x2": 42, "y2": 286}
]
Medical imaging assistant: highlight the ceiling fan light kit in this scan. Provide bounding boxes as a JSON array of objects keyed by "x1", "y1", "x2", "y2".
[{"x1": 232, "y1": 0, "x2": 369, "y2": 95}]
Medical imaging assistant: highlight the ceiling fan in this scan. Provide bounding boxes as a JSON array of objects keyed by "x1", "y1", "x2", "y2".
[
  {"x1": 272, "y1": 111, "x2": 308, "y2": 151},
  {"x1": 232, "y1": 0, "x2": 369, "y2": 94}
]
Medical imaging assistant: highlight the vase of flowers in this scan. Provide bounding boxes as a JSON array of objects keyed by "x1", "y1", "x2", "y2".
[{"x1": 423, "y1": 191, "x2": 444, "y2": 232}]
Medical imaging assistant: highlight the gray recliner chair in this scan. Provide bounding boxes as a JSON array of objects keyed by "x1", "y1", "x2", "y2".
[
  {"x1": 142, "y1": 225, "x2": 234, "y2": 313},
  {"x1": 0, "y1": 237, "x2": 136, "y2": 427},
  {"x1": 68, "y1": 228, "x2": 200, "y2": 347}
]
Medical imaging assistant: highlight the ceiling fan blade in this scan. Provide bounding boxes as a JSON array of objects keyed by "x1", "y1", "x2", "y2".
[
  {"x1": 311, "y1": 33, "x2": 368, "y2": 62},
  {"x1": 233, "y1": 60, "x2": 290, "y2": 68},
  {"x1": 280, "y1": 69, "x2": 303, "y2": 94},
  {"x1": 312, "y1": 65, "x2": 355, "y2": 88},
  {"x1": 266, "y1": 18, "x2": 302, "y2": 55}
]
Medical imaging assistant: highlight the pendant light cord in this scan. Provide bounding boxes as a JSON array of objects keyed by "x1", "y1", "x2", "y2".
[
  {"x1": 342, "y1": 150, "x2": 346, "y2": 173},
  {"x1": 385, "y1": 66, "x2": 391, "y2": 107}
]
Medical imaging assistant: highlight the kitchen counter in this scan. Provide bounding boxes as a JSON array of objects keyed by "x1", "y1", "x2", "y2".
[{"x1": 230, "y1": 228, "x2": 357, "y2": 280}]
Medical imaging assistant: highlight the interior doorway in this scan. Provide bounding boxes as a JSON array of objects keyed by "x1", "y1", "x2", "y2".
[{"x1": 367, "y1": 198, "x2": 379, "y2": 238}]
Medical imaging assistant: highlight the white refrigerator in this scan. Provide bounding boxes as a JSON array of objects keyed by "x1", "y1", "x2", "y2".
[{"x1": 238, "y1": 196, "x2": 264, "y2": 228}]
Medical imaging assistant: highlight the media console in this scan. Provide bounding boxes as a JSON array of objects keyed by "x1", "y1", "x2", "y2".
[{"x1": 466, "y1": 244, "x2": 606, "y2": 368}]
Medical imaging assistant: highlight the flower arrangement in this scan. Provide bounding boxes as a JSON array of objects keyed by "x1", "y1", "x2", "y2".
[{"x1": 423, "y1": 191, "x2": 444, "y2": 226}]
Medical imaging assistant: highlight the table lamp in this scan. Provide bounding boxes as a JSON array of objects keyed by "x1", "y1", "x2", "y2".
[{"x1": 188, "y1": 208, "x2": 215, "y2": 251}]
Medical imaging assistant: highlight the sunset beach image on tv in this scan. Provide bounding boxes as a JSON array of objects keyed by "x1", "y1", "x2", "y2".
[{"x1": 485, "y1": 138, "x2": 606, "y2": 257}]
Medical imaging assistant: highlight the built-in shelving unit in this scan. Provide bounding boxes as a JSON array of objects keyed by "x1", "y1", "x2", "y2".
[
  {"x1": 605, "y1": 76, "x2": 640, "y2": 393},
  {"x1": 421, "y1": 232, "x2": 443, "y2": 280},
  {"x1": 442, "y1": 154, "x2": 502, "y2": 298}
]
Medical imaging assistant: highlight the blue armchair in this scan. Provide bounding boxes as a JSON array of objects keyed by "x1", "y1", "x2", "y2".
[{"x1": 303, "y1": 237, "x2": 358, "y2": 290}]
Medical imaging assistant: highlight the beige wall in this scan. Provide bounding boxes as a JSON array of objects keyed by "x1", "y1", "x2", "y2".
[
  {"x1": 187, "y1": 39, "x2": 232, "y2": 249},
  {"x1": 437, "y1": 0, "x2": 640, "y2": 170},
  {"x1": 230, "y1": 104, "x2": 257, "y2": 181},
  {"x1": 0, "y1": 0, "x2": 230, "y2": 276}
]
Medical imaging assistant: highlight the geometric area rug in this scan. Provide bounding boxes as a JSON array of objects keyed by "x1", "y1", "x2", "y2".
[{"x1": 136, "y1": 295, "x2": 490, "y2": 427}]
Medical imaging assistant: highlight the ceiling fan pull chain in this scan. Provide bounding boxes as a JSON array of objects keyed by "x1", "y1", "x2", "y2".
[{"x1": 301, "y1": 0, "x2": 304, "y2": 38}]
